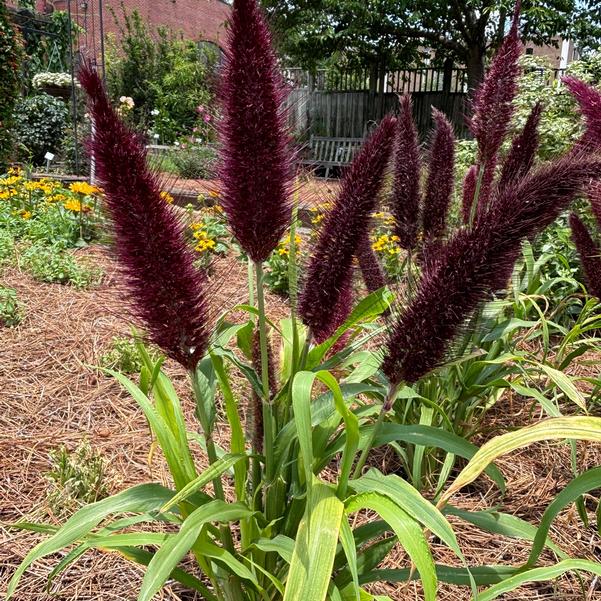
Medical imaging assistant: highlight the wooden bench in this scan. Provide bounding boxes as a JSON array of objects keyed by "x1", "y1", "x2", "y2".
[{"x1": 298, "y1": 136, "x2": 364, "y2": 178}]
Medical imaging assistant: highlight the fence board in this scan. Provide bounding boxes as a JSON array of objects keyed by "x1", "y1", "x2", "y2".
[{"x1": 285, "y1": 90, "x2": 468, "y2": 140}]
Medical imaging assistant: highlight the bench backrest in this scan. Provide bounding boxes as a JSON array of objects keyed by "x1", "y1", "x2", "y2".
[{"x1": 310, "y1": 136, "x2": 364, "y2": 165}]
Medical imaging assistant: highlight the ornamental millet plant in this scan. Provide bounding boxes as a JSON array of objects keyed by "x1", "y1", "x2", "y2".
[{"x1": 9, "y1": 0, "x2": 601, "y2": 600}]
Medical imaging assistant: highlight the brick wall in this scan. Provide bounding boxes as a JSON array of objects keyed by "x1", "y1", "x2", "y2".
[{"x1": 44, "y1": 0, "x2": 230, "y2": 46}]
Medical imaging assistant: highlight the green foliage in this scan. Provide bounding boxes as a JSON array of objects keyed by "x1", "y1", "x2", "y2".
[
  {"x1": 0, "y1": 229, "x2": 16, "y2": 267},
  {"x1": 263, "y1": 0, "x2": 601, "y2": 88},
  {"x1": 21, "y1": 245, "x2": 102, "y2": 288},
  {"x1": 0, "y1": 286, "x2": 23, "y2": 326},
  {"x1": 105, "y1": 7, "x2": 217, "y2": 142},
  {"x1": 0, "y1": 2, "x2": 24, "y2": 168},
  {"x1": 168, "y1": 146, "x2": 218, "y2": 179},
  {"x1": 265, "y1": 232, "x2": 303, "y2": 295},
  {"x1": 100, "y1": 336, "x2": 145, "y2": 374},
  {"x1": 0, "y1": 171, "x2": 102, "y2": 248},
  {"x1": 13, "y1": 94, "x2": 69, "y2": 165},
  {"x1": 16, "y1": 8, "x2": 74, "y2": 83},
  {"x1": 45, "y1": 439, "x2": 112, "y2": 517}
]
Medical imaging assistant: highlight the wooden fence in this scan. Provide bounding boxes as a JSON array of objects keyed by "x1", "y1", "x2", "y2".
[{"x1": 285, "y1": 89, "x2": 468, "y2": 140}]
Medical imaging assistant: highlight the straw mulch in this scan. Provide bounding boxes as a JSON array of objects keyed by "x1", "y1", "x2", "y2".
[{"x1": 1, "y1": 245, "x2": 601, "y2": 600}]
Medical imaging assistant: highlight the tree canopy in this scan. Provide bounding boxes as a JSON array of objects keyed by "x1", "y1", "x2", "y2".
[{"x1": 263, "y1": 0, "x2": 601, "y2": 89}]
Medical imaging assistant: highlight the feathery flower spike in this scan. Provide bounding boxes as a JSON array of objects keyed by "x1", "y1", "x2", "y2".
[
  {"x1": 219, "y1": 0, "x2": 293, "y2": 263},
  {"x1": 468, "y1": 1, "x2": 522, "y2": 207},
  {"x1": 498, "y1": 102, "x2": 542, "y2": 189},
  {"x1": 589, "y1": 181, "x2": 601, "y2": 229},
  {"x1": 383, "y1": 156, "x2": 601, "y2": 385},
  {"x1": 357, "y1": 233, "x2": 387, "y2": 293},
  {"x1": 422, "y1": 108, "x2": 455, "y2": 241},
  {"x1": 570, "y1": 213, "x2": 601, "y2": 299},
  {"x1": 78, "y1": 65, "x2": 209, "y2": 370},
  {"x1": 312, "y1": 269, "x2": 354, "y2": 344},
  {"x1": 299, "y1": 116, "x2": 396, "y2": 339},
  {"x1": 390, "y1": 95, "x2": 420, "y2": 250},
  {"x1": 563, "y1": 76, "x2": 601, "y2": 152}
]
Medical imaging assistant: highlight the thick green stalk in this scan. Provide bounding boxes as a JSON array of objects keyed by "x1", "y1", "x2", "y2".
[
  {"x1": 247, "y1": 256, "x2": 255, "y2": 307},
  {"x1": 190, "y1": 372, "x2": 237, "y2": 553},
  {"x1": 468, "y1": 166, "x2": 486, "y2": 227},
  {"x1": 352, "y1": 384, "x2": 398, "y2": 479},
  {"x1": 288, "y1": 202, "x2": 300, "y2": 375},
  {"x1": 254, "y1": 262, "x2": 275, "y2": 507}
]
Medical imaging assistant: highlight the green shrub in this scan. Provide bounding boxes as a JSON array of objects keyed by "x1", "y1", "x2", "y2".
[
  {"x1": 169, "y1": 146, "x2": 218, "y2": 179},
  {"x1": 100, "y1": 336, "x2": 145, "y2": 374},
  {"x1": 21, "y1": 245, "x2": 102, "y2": 288},
  {"x1": 0, "y1": 287, "x2": 23, "y2": 327},
  {"x1": 105, "y1": 8, "x2": 217, "y2": 142},
  {"x1": 45, "y1": 439, "x2": 111, "y2": 517},
  {"x1": 13, "y1": 93, "x2": 69, "y2": 165},
  {"x1": 0, "y1": 3, "x2": 23, "y2": 168}
]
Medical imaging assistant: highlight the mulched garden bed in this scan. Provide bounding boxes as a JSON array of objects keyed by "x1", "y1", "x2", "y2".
[{"x1": 1, "y1": 245, "x2": 601, "y2": 600}]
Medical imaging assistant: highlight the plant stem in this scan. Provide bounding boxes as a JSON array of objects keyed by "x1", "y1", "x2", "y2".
[
  {"x1": 190, "y1": 370, "x2": 236, "y2": 553},
  {"x1": 247, "y1": 256, "x2": 255, "y2": 307},
  {"x1": 468, "y1": 165, "x2": 485, "y2": 227},
  {"x1": 254, "y1": 261, "x2": 275, "y2": 509},
  {"x1": 352, "y1": 384, "x2": 398, "y2": 479}
]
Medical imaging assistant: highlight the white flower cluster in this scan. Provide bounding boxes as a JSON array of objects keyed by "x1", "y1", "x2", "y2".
[
  {"x1": 119, "y1": 96, "x2": 135, "y2": 109},
  {"x1": 32, "y1": 72, "x2": 78, "y2": 89}
]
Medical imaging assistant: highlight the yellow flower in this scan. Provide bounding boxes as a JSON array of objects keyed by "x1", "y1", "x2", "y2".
[
  {"x1": 8, "y1": 166, "x2": 22, "y2": 176},
  {"x1": 278, "y1": 247, "x2": 289, "y2": 256},
  {"x1": 47, "y1": 193, "x2": 67, "y2": 203},
  {"x1": 311, "y1": 213, "x2": 324, "y2": 226},
  {"x1": 0, "y1": 190, "x2": 9, "y2": 200},
  {"x1": 19, "y1": 210, "x2": 32, "y2": 220},
  {"x1": 189, "y1": 222, "x2": 203, "y2": 231},
  {"x1": 160, "y1": 191, "x2": 174, "y2": 204},
  {"x1": 1, "y1": 175, "x2": 22, "y2": 187},
  {"x1": 63, "y1": 199, "x2": 91, "y2": 213},
  {"x1": 70, "y1": 181, "x2": 100, "y2": 196}
]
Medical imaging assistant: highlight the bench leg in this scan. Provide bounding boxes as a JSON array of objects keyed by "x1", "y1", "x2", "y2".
[{"x1": 324, "y1": 166, "x2": 330, "y2": 180}]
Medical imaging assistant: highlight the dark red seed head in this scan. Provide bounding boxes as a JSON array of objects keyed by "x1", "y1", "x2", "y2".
[
  {"x1": 79, "y1": 65, "x2": 210, "y2": 370},
  {"x1": 218, "y1": 0, "x2": 293, "y2": 263}
]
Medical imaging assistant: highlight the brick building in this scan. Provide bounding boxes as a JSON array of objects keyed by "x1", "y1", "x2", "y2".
[
  {"x1": 29, "y1": 0, "x2": 230, "y2": 67},
  {"x1": 523, "y1": 37, "x2": 579, "y2": 70}
]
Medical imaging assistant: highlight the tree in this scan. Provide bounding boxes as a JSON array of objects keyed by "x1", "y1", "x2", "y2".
[{"x1": 263, "y1": 0, "x2": 601, "y2": 91}]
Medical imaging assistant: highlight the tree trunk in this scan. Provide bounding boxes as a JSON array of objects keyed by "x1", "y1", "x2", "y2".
[{"x1": 465, "y1": 44, "x2": 486, "y2": 95}]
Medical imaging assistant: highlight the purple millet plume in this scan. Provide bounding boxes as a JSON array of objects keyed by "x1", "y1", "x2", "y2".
[
  {"x1": 390, "y1": 95, "x2": 420, "y2": 250},
  {"x1": 299, "y1": 116, "x2": 396, "y2": 339},
  {"x1": 563, "y1": 76, "x2": 601, "y2": 152},
  {"x1": 357, "y1": 233, "x2": 387, "y2": 293},
  {"x1": 312, "y1": 268, "x2": 354, "y2": 344},
  {"x1": 589, "y1": 182, "x2": 601, "y2": 229},
  {"x1": 570, "y1": 213, "x2": 601, "y2": 299},
  {"x1": 498, "y1": 102, "x2": 542, "y2": 189},
  {"x1": 382, "y1": 155, "x2": 601, "y2": 385},
  {"x1": 219, "y1": 0, "x2": 293, "y2": 263},
  {"x1": 469, "y1": 2, "x2": 522, "y2": 207},
  {"x1": 461, "y1": 165, "x2": 478, "y2": 224},
  {"x1": 422, "y1": 109, "x2": 455, "y2": 241},
  {"x1": 78, "y1": 66, "x2": 209, "y2": 370}
]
